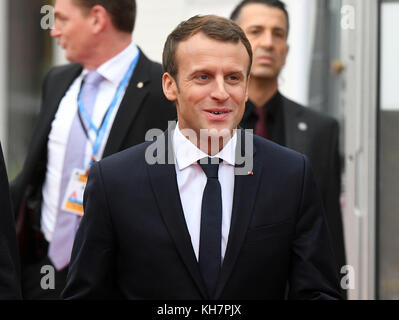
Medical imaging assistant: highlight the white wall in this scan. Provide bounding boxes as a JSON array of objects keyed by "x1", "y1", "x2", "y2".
[
  {"x1": 380, "y1": 2, "x2": 399, "y2": 111},
  {"x1": 134, "y1": 0, "x2": 316, "y2": 106},
  {"x1": 133, "y1": 0, "x2": 239, "y2": 64},
  {"x1": 54, "y1": 0, "x2": 317, "y2": 106},
  {"x1": 279, "y1": 0, "x2": 317, "y2": 106}
]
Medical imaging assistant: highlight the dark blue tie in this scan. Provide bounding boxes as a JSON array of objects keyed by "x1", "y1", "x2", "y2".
[{"x1": 197, "y1": 157, "x2": 222, "y2": 297}]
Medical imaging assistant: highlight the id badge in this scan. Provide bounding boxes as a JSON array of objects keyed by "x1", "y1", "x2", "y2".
[{"x1": 61, "y1": 169, "x2": 88, "y2": 216}]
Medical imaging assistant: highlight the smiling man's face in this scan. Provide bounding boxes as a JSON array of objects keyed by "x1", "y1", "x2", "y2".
[{"x1": 163, "y1": 32, "x2": 250, "y2": 144}]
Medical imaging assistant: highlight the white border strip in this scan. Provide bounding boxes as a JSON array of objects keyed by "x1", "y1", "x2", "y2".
[{"x1": 0, "y1": 0, "x2": 8, "y2": 157}]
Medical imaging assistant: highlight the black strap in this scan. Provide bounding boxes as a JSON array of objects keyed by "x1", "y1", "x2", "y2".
[{"x1": 77, "y1": 80, "x2": 109, "y2": 142}]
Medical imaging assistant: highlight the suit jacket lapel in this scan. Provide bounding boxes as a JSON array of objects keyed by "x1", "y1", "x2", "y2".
[
  {"x1": 25, "y1": 64, "x2": 82, "y2": 225},
  {"x1": 283, "y1": 97, "x2": 308, "y2": 154},
  {"x1": 32, "y1": 64, "x2": 82, "y2": 165},
  {"x1": 214, "y1": 130, "x2": 262, "y2": 299},
  {"x1": 146, "y1": 129, "x2": 209, "y2": 299},
  {"x1": 103, "y1": 49, "x2": 151, "y2": 156},
  {"x1": 42, "y1": 64, "x2": 83, "y2": 142}
]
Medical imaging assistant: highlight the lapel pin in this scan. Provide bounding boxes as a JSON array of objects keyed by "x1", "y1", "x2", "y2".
[
  {"x1": 248, "y1": 171, "x2": 254, "y2": 176},
  {"x1": 137, "y1": 82, "x2": 144, "y2": 89},
  {"x1": 298, "y1": 122, "x2": 308, "y2": 132}
]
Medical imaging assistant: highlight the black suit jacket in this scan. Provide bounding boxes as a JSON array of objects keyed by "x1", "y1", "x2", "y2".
[
  {"x1": 0, "y1": 143, "x2": 22, "y2": 299},
  {"x1": 63, "y1": 128, "x2": 342, "y2": 300},
  {"x1": 10, "y1": 49, "x2": 176, "y2": 262},
  {"x1": 241, "y1": 93, "x2": 346, "y2": 277}
]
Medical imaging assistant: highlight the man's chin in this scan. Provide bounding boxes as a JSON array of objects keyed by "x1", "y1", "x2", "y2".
[
  {"x1": 197, "y1": 128, "x2": 233, "y2": 155},
  {"x1": 251, "y1": 68, "x2": 277, "y2": 80},
  {"x1": 65, "y1": 53, "x2": 78, "y2": 64},
  {"x1": 199, "y1": 126, "x2": 234, "y2": 143},
  {"x1": 65, "y1": 55, "x2": 74, "y2": 63}
]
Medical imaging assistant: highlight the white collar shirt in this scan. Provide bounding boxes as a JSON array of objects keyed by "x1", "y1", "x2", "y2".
[
  {"x1": 41, "y1": 42, "x2": 139, "y2": 242},
  {"x1": 173, "y1": 123, "x2": 237, "y2": 262}
]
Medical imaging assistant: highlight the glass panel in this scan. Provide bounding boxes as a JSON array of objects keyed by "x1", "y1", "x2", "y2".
[
  {"x1": 378, "y1": 0, "x2": 399, "y2": 300},
  {"x1": 7, "y1": 0, "x2": 53, "y2": 179},
  {"x1": 309, "y1": 0, "x2": 342, "y2": 119}
]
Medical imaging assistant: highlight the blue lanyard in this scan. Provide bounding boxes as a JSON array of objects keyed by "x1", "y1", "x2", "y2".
[{"x1": 77, "y1": 52, "x2": 140, "y2": 167}]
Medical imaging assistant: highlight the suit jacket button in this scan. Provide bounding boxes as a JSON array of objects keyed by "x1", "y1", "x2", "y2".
[{"x1": 298, "y1": 122, "x2": 308, "y2": 131}]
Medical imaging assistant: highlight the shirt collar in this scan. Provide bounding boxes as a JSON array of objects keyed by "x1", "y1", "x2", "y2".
[
  {"x1": 173, "y1": 122, "x2": 237, "y2": 171},
  {"x1": 82, "y1": 42, "x2": 139, "y2": 85}
]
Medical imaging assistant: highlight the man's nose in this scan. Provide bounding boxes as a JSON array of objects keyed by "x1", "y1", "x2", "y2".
[
  {"x1": 50, "y1": 26, "x2": 61, "y2": 38},
  {"x1": 211, "y1": 78, "x2": 229, "y2": 101},
  {"x1": 259, "y1": 31, "x2": 274, "y2": 49}
]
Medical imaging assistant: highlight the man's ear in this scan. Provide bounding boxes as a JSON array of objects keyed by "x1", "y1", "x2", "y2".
[
  {"x1": 283, "y1": 43, "x2": 290, "y2": 65},
  {"x1": 245, "y1": 75, "x2": 250, "y2": 102},
  {"x1": 90, "y1": 5, "x2": 108, "y2": 34},
  {"x1": 162, "y1": 73, "x2": 178, "y2": 102}
]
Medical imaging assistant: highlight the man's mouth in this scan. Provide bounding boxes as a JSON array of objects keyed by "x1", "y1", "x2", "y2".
[
  {"x1": 210, "y1": 111, "x2": 229, "y2": 115},
  {"x1": 205, "y1": 108, "x2": 232, "y2": 114},
  {"x1": 204, "y1": 109, "x2": 232, "y2": 121},
  {"x1": 258, "y1": 55, "x2": 273, "y2": 63}
]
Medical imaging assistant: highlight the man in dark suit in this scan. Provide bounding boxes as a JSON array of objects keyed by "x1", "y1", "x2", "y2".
[
  {"x1": 63, "y1": 15, "x2": 342, "y2": 300},
  {"x1": 0, "y1": 143, "x2": 22, "y2": 299},
  {"x1": 230, "y1": 0, "x2": 346, "y2": 290},
  {"x1": 10, "y1": 0, "x2": 175, "y2": 299}
]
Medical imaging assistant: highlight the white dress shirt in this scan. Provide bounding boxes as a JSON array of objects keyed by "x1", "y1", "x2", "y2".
[
  {"x1": 173, "y1": 124, "x2": 236, "y2": 262},
  {"x1": 41, "y1": 42, "x2": 139, "y2": 242}
]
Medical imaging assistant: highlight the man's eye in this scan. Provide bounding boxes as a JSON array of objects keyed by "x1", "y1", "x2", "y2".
[
  {"x1": 248, "y1": 29, "x2": 261, "y2": 36},
  {"x1": 274, "y1": 32, "x2": 285, "y2": 39},
  {"x1": 196, "y1": 74, "x2": 208, "y2": 80},
  {"x1": 55, "y1": 16, "x2": 67, "y2": 26},
  {"x1": 227, "y1": 75, "x2": 240, "y2": 82}
]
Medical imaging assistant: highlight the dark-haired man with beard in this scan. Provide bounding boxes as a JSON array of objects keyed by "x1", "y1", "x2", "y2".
[{"x1": 231, "y1": 0, "x2": 346, "y2": 297}]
